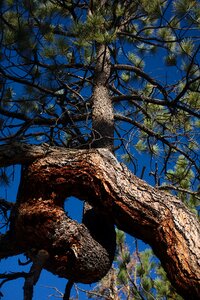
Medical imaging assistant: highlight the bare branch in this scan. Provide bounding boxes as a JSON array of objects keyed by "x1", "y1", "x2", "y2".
[
  {"x1": 0, "y1": 198, "x2": 14, "y2": 210},
  {"x1": 113, "y1": 64, "x2": 168, "y2": 99},
  {"x1": 63, "y1": 280, "x2": 74, "y2": 300},
  {"x1": 0, "y1": 272, "x2": 28, "y2": 290},
  {"x1": 24, "y1": 250, "x2": 49, "y2": 300},
  {"x1": 0, "y1": 68, "x2": 56, "y2": 96},
  {"x1": 112, "y1": 94, "x2": 200, "y2": 119},
  {"x1": 158, "y1": 185, "x2": 200, "y2": 200},
  {"x1": 114, "y1": 114, "x2": 200, "y2": 173}
]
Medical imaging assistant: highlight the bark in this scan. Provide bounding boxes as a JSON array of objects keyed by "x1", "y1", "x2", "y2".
[{"x1": 0, "y1": 144, "x2": 199, "y2": 299}]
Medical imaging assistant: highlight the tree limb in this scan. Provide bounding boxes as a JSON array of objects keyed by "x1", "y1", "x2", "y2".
[
  {"x1": 63, "y1": 280, "x2": 74, "y2": 300},
  {"x1": 0, "y1": 143, "x2": 49, "y2": 168},
  {"x1": 0, "y1": 143, "x2": 199, "y2": 299},
  {"x1": 113, "y1": 64, "x2": 168, "y2": 99},
  {"x1": 24, "y1": 249, "x2": 49, "y2": 300},
  {"x1": 114, "y1": 113, "x2": 200, "y2": 173}
]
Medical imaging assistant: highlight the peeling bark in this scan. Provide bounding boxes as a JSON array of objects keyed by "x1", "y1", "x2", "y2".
[{"x1": 0, "y1": 144, "x2": 199, "y2": 299}]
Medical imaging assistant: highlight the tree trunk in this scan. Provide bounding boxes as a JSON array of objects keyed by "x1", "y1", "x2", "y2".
[
  {"x1": 92, "y1": 44, "x2": 114, "y2": 151},
  {"x1": 0, "y1": 143, "x2": 199, "y2": 299}
]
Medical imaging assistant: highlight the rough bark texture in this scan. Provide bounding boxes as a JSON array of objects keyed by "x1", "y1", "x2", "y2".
[
  {"x1": 0, "y1": 144, "x2": 199, "y2": 299},
  {"x1": 92, "y1": 44, "x2": 114, "y2": 150}
]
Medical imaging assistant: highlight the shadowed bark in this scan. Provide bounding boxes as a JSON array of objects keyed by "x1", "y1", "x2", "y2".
[{"x1": 0, "y1": 143, "x2": 199, "y2": 299}]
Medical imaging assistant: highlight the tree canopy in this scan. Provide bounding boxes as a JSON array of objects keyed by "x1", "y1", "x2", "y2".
[{"x1": 0, "y1": 0, "x2": 200, "y2": 299}]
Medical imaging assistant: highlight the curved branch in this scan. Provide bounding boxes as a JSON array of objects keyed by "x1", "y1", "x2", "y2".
[
  {"x1": 113, "y1": 64, "x2": 168, "y2": 99},
  {"x1": 19, "y1": 147, "x2": 200, "y2": 300},
  {"x1": 0, "y1": 144, "x2": 199, "y2": 299},
  {"x1": 24, "y1": 250, "x2": 49, "y2": 300},
  {"x1": 0, "y1": 272, "x2": 28, "y2": 289},
  {"x1": 158, "y1": 185, "x2": 200, "y2": 200},
  {"x1": 112, "y1": 94, "x2": 200, "y2": 119},
  {"x1": 0, "y1": 69, "x2": 56, "y2": 96}
]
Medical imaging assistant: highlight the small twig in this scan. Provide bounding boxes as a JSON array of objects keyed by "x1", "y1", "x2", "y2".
[
  {"x1": 73, "y1": 284, "x2": 110, "y2": 299},
  {"x1": 18, "y1": 257, "x2": 32, "y2": 266},
  {"x1": 158, "y1": 185, "x2": 200, "y2": 200},
  {"x1": 39, "y1": 285, "x2": 64, "y2": 298},
  {"x1": 0, "y1": 198, "x2": 15, "y2": 226},
  {"x1": 140, "y1": 166, "x2": 146, "y2": 180}
]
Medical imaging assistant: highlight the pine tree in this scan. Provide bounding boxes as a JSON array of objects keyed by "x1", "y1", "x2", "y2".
[{"x1": 0, "y1": 1, "x2": 199, "y2": 299}]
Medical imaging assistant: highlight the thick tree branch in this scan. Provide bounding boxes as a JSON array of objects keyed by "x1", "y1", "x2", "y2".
[
  {"x1": 0, "y1": 143, "x2": 49, "y2": 167},
  {"x1": 0, "y1": 143, "x2": 198, "y2": 299},
  {"x1": 63, "y1": 280, "x2": 74, "y2": 300}
]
